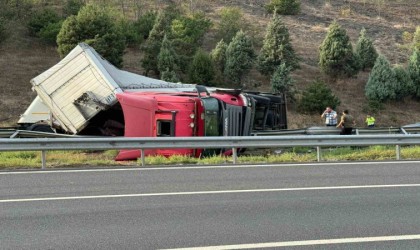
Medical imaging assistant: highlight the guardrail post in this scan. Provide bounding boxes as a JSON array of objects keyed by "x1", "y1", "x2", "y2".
[
  {"x1": 396, "y1": 145, "x2": 401, "y2": 160},
  {"x1": 232, "y1": 148, "x2": 237, "y2": 164},
  {"x1": 41, "y1": 150, "x2": 46, "y2": 169},
  {"x1": 316, "y1": 146, "x2": 321, "y2": 162},
  {"x1": 140, "y1": 149, "x2": 145, "y2": 166}
]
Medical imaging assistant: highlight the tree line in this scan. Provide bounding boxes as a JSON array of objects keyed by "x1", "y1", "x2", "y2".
[
  {"x1": 305, "y1": 22, "x2": 419, "y2": 113},
  {"x1": 1, "y1": 0, "x2": 419, "y2": 115}
]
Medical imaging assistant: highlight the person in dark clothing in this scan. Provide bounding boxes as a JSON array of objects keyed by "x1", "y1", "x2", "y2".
[{"x1": 337, "y1": 110, "x2": 355, "y2": 135}]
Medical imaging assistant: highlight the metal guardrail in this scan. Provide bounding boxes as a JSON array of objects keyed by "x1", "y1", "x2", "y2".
[
  {"x1": 252, "y1": 126, "x2": 420, "y2": 136},
  {"x1": 2, "y1": 126, "x2": 420, "y2": 139},
  {"x1": 1, "y1": 134, "x2": 420, "y2": 169},
  {"x1": 0, "y1": 129, "x2": 81, "y2": 138}
]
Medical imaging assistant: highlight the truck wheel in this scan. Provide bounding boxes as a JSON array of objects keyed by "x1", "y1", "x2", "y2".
[{"x1": 27, "y1": 124, "x2": 54, "y2": 133}]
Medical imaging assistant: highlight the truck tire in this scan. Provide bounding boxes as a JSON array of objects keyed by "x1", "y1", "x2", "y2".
[{"x1": 27, "y1": 124, "x2": 54, "y2": 133}]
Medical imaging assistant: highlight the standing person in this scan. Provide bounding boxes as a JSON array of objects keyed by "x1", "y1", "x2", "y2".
[
  {"x1": 366, "y1": 114, "x2": 375, "y2": 128},
  {"x1": 321, "y1": 106, "x2": 337, "y2": 126},
  {"x1": 337, "y1": 109, "x2": 355, "y2": 135}
]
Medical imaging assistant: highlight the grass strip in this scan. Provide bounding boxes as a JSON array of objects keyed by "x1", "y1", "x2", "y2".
[{"x1": 0, "y1": 145, "x2": 419, "y2": 169}]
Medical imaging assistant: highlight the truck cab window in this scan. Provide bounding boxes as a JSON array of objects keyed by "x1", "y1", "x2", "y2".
[{"x1": 157, "y1": 120, "x2": 173, "y2": 136}]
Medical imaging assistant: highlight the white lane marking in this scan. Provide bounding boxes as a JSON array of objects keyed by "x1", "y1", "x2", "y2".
[
  {"x1": 1, "y1": 160, "x2": 420, "y2": 175},
  {"x1": 1, "y1": 183, "x2": 420, "y2": 203},
  {"x1": 161, "y1": 234, "x2": 420, "y2": 249}
]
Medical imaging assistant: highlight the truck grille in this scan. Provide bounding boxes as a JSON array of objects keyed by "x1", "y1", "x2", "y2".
[{"x1": 223, "y1": 104, "x2": 251, "y2": 136}]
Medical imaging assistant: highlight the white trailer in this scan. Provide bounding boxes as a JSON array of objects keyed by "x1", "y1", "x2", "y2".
[{"x1": 20, "y1": 43, "x2": 195, "y2": 134}]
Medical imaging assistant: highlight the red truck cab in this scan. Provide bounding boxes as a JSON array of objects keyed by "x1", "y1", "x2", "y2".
[{"x1": 114, "y1": 86, "x2": 286, "y2": 160}]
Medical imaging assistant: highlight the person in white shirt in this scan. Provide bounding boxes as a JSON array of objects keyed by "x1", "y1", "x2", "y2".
[{"x1": 321, "y1": 106, "x2": 337, "y2": 126}]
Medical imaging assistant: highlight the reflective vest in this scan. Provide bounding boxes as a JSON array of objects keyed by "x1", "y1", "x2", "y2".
[{"x1": 366, "y1": 117, "x2": 375, "y2": 126}]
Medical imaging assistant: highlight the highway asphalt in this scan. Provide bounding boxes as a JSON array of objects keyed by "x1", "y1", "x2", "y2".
[{"x1": 1, "y1": 161, "x2": 420, "y2": 249}]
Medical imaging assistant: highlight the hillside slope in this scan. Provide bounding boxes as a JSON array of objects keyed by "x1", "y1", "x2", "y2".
[{"x1": 0, "y1": 0, "x2": 419, "y2": 128}]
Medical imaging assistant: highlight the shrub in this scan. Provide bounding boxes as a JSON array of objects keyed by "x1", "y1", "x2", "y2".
[
  {"x1": 57, "y1": 5, "x2": 126, "y2": 68},
  {"x1": 365, "y1": 55, "x2": 397, "y2": 102},
  {"x1": 362, "y1": 99, "x2": 383, "y2": 114},
  {"x1": 413, "y1": 26, "x2": 420, "y2": 51},
  {"x1": 298, "y1": 79, "x2": 340, "y2": 114},
  {"x1": 64, "y1": 0, "x2": 85, "y2": 17},
  {"x1": 28, "y1": 8, "x2": 61, "y2": 36},
  {"x1": 134, "y1": 11, "x2": 157, "y2": 42},
  {"x1": 217, "y1": 7, "x2": 243, "y2": 43},
  {"x1": 171, "y1": 12, "x2": 211, "y2": 48},
  {"x1": 170, "y1": 12, "x2": 212, "y2": 72},
  {"x1": 89, "y1": 32, "x2": 126, "y2": 68},
  {"x1": 0, "y1": 0, "x2": 32, "y2": 20},
  {"x1": 265, "y1": 0, "x2": 300, "y2": 15},
  {"x1": 402, "y1": 31, "x2": 413, "y2": 44},
  {"x1": 0, "y1": 18, "x2": 6, "y2": 42},
  {"x1": 38, "y1": 20, "x2": 63, "y2": 45},
  {"x1": 160, "y1": 69, "x2": 179, "y2": 82},
  {"x1": 319, "y1": 21, "x2": 360, "y2": 78}
]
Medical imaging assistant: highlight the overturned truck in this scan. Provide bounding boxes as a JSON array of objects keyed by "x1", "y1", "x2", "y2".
[{"x1": 18, "y1": 43, "x2": 287, "y2": 160}]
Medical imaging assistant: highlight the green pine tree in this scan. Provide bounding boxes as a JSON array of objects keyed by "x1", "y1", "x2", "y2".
[
  {"x1": 257, "y1": 13, "x2": 298, "y2": 76},
  {"x1": 187, "y1": 50, "x2": 215, "y2": 85},
  {"x1": 141, "y1": 10, "x2": 176, "y2": 76},
  {"x1": 394, "y1": 65, "x2": 414, "y2": 100},
  {"x1": 355, "y1": 28, "x2": 378, "y2": 71},
  {"x1": 319, "y1": 21, "x2": 360, "y2": 78},
  {"x1": 225, "y1": 30, "x2": 255, "y2": 87},
  {"x1": 408, "y1": 49, "x2": 420, "y2": 98},
  {"x1": 157, "y1": 35, "x2": 178, "y2": 76},
  {"x1": 211, "y1": 39, "x2": 227, "y2": 73},
  {"x1": 271, "y1": 63, "x2": 294, "y2": 97},
  {"x1": 365, "y1": 55, "x2": 398, "y2": 101},
  {"x1": 210, "y1": 39, "x2": 228, "y2": 85}
]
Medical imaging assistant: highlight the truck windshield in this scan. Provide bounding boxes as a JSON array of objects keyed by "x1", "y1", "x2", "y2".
[{"x1": 201, "y1": 98, "x2": 221, "y2": 137}]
